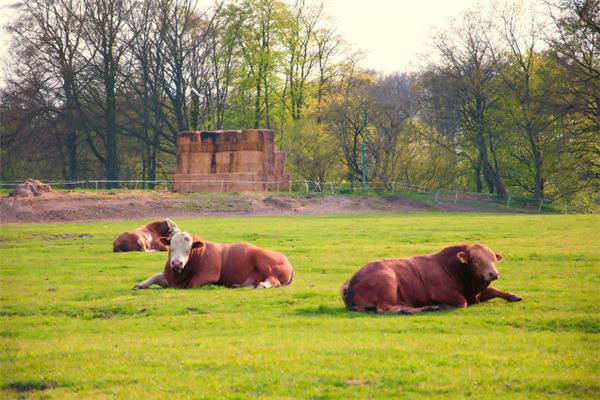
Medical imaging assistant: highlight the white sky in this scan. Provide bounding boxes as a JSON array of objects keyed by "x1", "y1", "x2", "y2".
[
  {"x1": 1, "y1": 0, "x2": 545, "y2": 80},
  {"x1": 322, "y1": 0, "x2": 486, "y2": 73}
]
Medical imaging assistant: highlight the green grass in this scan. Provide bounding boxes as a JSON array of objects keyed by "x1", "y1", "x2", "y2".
[{"x1": 1, "y1": 213, "x2": 598, "y2": 399}]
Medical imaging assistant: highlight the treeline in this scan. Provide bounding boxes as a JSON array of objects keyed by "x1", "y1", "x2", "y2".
[{"x1": 0, "y1": 0, "x2": 598, "y2": 209}]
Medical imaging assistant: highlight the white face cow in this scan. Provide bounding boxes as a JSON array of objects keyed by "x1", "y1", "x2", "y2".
[
  {"x1": 164, "y1": 231, "x2": 203, "y2": 273},
  {"x1": 457, "y1": 244, "x2": 502, "y2": 282}
]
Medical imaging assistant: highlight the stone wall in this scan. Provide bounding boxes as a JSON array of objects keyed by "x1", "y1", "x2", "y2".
[{"x1": 173, "y1": 129, "x2": 290, "y2": 192}]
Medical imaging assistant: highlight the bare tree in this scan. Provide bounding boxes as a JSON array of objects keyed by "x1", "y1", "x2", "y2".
[
  {"x1": 80, "y1": 0, "x2": 135, "y2": 187},
  {"x1": 6, "y1": 0, "x2": 88, "y2": 182}
]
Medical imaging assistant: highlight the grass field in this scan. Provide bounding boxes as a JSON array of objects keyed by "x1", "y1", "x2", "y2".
[{"x1": 1, "y1": 213, "x2": 599, "y2": 399}]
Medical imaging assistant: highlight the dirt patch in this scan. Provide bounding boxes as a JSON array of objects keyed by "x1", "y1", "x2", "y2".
[
  {"x1": 0, "y1": 190, "x2": 508, "y2": 225},
  {"x1": 44, "y1": 233, "x2": 94, "y2": 240},
  {"x1": 263, "y1": 196, "x2": 294, "y2": 210}
]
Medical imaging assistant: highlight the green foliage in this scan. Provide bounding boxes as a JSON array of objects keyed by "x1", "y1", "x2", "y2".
[
  {"x1": 1, "y1": 213, "x2": 599, "y2": 398},
  {"x1": 282, "y1": 118, "x2": 342, "y2": 182}
]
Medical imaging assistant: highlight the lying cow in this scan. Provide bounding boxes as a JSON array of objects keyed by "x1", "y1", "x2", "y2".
[
  {"x1": 133, "y1": 231, "x2": 294, "y2": 290},
  {"x1": 113, "y1": 219, "x2": 180, "y2": 252},
  {"x1": 341, "y1": 243, "x2": 522, "y2": 314}
]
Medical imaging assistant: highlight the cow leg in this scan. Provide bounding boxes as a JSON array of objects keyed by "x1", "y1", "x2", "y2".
[
  {"x1": 133, "y1": 273, "x2": 167, "y2": 290},
  {"x1": 257, "y1": 275, "x2": 281, "y2": 288},
  {"x1": 253, "y1": 260, "x2": 283, "y2": 288},
  {"x1": 238, "y1": 276, "x2": 258, "y2": 288},
  {"x1": 256, "y1": 277, "x2": 282, "y2": 289},
  {"x1": 479, "y1": 287, "x2": 522, "y2": 302}
]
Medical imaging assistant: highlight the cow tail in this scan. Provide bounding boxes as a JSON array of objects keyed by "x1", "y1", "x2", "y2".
[{"x1": 341, "y1": 278, "x2": 355, "y2": 311}]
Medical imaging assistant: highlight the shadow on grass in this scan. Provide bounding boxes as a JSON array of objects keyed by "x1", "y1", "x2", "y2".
[
  {"x1": 293, "y1": 304, "x2": 348, "y2": 317},
  {"x1": 4, "y1": 380, "x2": 58, "y2": 392},
  {"x1": 293, "y1": 304, "x2": 459, "y2": 318}
]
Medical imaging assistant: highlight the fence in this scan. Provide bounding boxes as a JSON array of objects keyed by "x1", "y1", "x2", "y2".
[{"x1": 1, "y1": 179, "x2": 550, "y2": 212}]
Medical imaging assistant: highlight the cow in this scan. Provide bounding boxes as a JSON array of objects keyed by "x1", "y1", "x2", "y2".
[
  {"x1": 113, "y1": 219, "x2": 180, "y2": 252},
  {"x1": 341, "y1": 243, "x2": 522, "y2": 314},
  {"x1": 132, "y1": 231, "x2": 294, "y2": 290}
]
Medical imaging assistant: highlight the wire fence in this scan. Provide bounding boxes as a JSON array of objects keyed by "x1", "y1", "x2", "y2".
[{"x1": 1, "y1": 178, "x2": 551, "y2": 212}]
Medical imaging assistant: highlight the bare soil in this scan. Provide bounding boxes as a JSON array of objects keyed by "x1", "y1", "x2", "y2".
[{"x1": 0, "y1": 189, "x2": 497, "y2": 225}]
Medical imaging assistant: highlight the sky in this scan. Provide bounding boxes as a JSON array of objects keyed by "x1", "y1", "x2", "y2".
[
  {"x1": 0, "y1": 0, "x2": 544, "y2": 79},
  {"x1": 321, "y1": 0, "x2": 486, "y2": 73}
]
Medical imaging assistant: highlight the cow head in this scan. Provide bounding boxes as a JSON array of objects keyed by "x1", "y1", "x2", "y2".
[
  {"x1": 163, "y1": 218, "x2": 180, "y2": 238},
  {"x1": 159, "y1": 231, "x2": 204, "y2": 273},
  {"x1": 113, "y1": 232, "x2": 146, "y2": 252},
  {"x1": 456, "y1": 244, "x2": 503, "y2": 282}
]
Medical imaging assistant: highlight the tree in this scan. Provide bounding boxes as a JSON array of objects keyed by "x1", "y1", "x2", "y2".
[
  {"x1": 432, "y1": 10, "x2": 507, "y2": 195},
  {"x1": 323, "y1": 67, "x2": 373, "y2": 185},
  {"x1": 81, "y1": 0, "x2": 134, "y2": 187},
  {"x1": 203, "y1": 2, "x2": 239, "y2": 130},
  {"x1": 282, "y1": 118, "x2": 340, "y2": 185},
  {"x1": 365, "y1": 73, "x2": 415, "y2": 190},
  {"x1": 489, "y1": 2, "x2": 563, "y2": 200},
  {"x1": 547, "y1": 0, "x2": 600, "y2": 199},
  {"x1": 6, "y1": 0, "x2": 88, "y2": 182}
]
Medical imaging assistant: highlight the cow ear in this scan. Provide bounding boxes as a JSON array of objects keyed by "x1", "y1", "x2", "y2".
[
  {"x1": 191, "y1": 240, "x2": 204, "y2": 250},
  {"x1": 495, "y1": 253, "x2": 503, "y2": 262},
  {"x1": 456, "y1": 251, "x2": 468, "y2": 264},
  {"x1": 158, "y1": 236, "x2": 171, "y2": 246}
]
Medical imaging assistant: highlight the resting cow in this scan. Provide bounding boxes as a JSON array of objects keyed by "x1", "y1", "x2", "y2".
[
  {"x1": 341, "y1": 243, "x2": 522, "y2": 314},
  {"x1": 133, "y1": 231, "x2": 294, "y2": 290},
  {"x1": 113, "y1": 219, "x2": 180, "y2": 252}
]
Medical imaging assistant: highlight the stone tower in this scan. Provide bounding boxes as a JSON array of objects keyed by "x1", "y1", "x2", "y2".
[{"x1": 173, "y1": 129, "x2": 290, "y2": 192}]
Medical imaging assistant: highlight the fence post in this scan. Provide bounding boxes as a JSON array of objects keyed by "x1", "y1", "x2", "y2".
[
  {"x1": 329, "y1": 182, "x2": 335, "y2": 195},
  {"x1": 304, "y1": 180, "x2": 309, "y2": 193},
  {"x1": 95, "y1": 181, "x2": 99, "y2": 193},
  {"x1": 220, "y1": 180, "x2": 224, "y2": 193},
  {"x1": 506, "y1": 195, "x2": 511, "y2": 209},
  {"x1": 434, "y1": 189, "x2": 440, "y2": 202},
  {"x1": 454, "y1": 190, "x2": 459, "y2": 204},
  {"x1": 538, "y1": 199, "x2": 543, "y2": 212}
]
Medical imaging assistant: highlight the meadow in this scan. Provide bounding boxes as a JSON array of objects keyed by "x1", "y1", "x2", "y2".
[{"x1": 1, "y1": 213, "x2": 599, "y2": 399}]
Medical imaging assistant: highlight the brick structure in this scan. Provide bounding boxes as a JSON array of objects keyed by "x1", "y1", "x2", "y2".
[{"x1": 173, "y1": 129, "x2": 290, "y2": 192}]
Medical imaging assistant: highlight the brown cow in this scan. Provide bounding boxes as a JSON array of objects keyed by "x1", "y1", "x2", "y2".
[
  {"x1": 113, "y1": 219, "x2": 180, "y2": 252},
  {"x1": 132, "y1": 231, "x2": 294, "y2": 290},
  {"x1": 341, "y1": 243, "x2": 522, "y2": 314}
]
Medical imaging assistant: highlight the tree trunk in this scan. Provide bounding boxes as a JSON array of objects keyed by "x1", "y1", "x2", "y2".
[
  {"x1": 105, "y1": 73, "x2": 119, "y2": 188},
  {"x1": 475, "y1": 131, "x2": 506, "y2": 195}
]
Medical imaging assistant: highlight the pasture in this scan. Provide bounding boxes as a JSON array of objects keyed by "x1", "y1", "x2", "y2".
[{"x1": 1, "y1": 213, "x2": 599, "y2": 399}]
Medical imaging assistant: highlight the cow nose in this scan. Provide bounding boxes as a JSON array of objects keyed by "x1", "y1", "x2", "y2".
[
  {"x1": 488, "y1": 272, "x2": 499, "y2": 281},
  {"x1": 172, "y1": 260, "x2": 183, "y2": 269}
]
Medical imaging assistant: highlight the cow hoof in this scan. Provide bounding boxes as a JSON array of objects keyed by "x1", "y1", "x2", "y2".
[
  {"x1": 132, "y1": 285, "x2": 144, "y2": 290},
  {"x1": 423, "y1": 305, "x2": 442, "y2": 311},
  {"x1": 509, "y1": 295, "x2": 522, "y2": 302}
]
